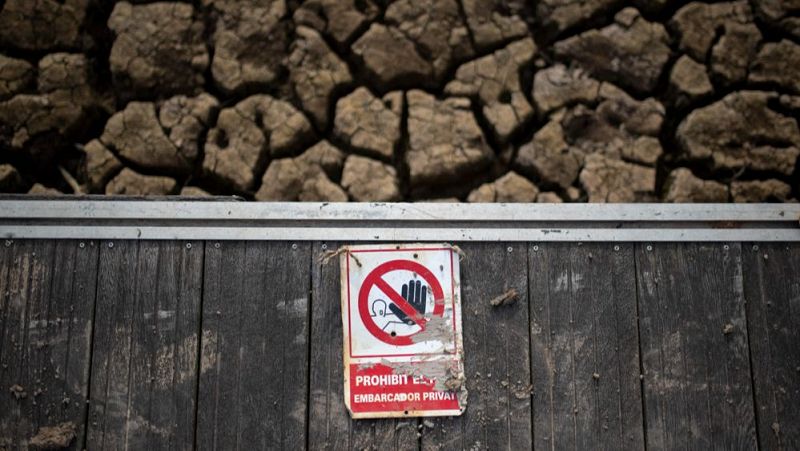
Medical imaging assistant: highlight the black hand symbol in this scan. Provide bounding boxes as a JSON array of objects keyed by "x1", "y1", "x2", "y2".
[{"x1": 389, "y1": 279, "x2": 427, "y2": 326}]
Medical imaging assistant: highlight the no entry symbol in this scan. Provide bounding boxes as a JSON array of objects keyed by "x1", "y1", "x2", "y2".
[{"x1": 358, "y1": 259, "x2": 445, "y2": 346}]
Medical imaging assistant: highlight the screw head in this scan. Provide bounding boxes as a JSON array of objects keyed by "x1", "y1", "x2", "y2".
[
  {"x1": 507, "y1": 246, "x2": 513, "y2": 253},
  {"x1": 79, "y1": 242, "x2": 85, "y2": 249},
  {"x1": 321, "y1": 243, "x2": 328, "y2": 250},
  {"x1": 646, "y1": 245, "x2": 653, "y2": 252},
  {"x1": 533, "y1": 245, "x2": 539, "y2": 252},
  {"x1": 4, "y1": 240, "x2": 11, "y2": 247},
  {"x1": 723, "y1": 244, "x2": 729, "y2": 250},
  {"x1": 613, "y1": 245, "x2": 620, "y2": 252},
  {"x1": 752, "y1": 245, "x2": 759, "y2": 251},
  {"x1": 292, "y1": 243, "x2": 298, "y2": 250},
  {"x1": 214, "y1": 243, "x2": 220, "y2": 249},
  {"x1": 186, "y1": 243, "x2": 192, "y2": 249},
  {"x1": 108, "y1": 242, "x2": 114, "y2": 248}
]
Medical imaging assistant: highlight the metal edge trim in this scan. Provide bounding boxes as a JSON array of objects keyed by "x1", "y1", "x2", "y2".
[
  {"x1": 1, "y1": 201, "x2": 798, "y2": 241},
  {"x1": 1, "y1": 226, "x2": 798, "y2": 242}
]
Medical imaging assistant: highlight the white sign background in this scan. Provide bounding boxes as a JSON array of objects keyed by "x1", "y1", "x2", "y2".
[{"x1": 345, "y1": 246, "x2": 458, "y2": 359}]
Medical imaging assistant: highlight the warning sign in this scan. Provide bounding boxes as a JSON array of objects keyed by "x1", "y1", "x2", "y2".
[{"x1": 340, "y1": 244, "x2": 465, "y2": 418}]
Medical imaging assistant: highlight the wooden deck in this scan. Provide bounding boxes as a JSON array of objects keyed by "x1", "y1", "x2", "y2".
[{"x1": 0, "y1": 240, "x2": 797, "y2": 450}]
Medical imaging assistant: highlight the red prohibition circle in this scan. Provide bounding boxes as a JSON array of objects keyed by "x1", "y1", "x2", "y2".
[{"x1": 358, "y1": 259, "x2": 445, "y2": 346}]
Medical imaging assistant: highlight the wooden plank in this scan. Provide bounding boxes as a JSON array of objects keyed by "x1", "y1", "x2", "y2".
[
  {"x1": 307, "y1": 242, "x2": 418, "y2": 451},
  {"x1": 743, "y1": 243, "x2": 800, "y2": 450},
  {"x1": 421, "y1": 243, "x2": 531, "y2": 451},
  {"x1": 528, "y1": 243, "x2": 643, "y2": 450},
  {"x1": 636, "y1": 243, "x2": 757, "y2": 450},
  {"x1": 86, "y1": 240, "x2": 203, "y2": 450},
  {"x1": 197, "y1": 241, "x2": 312, "y2": 450},
  {"x1": 0, "y1": 239, "x2": 99, "y2": 450}
]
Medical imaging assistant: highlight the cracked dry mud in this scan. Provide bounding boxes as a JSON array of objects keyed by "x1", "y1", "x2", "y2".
[{"x1": 1, "y1": 0, "x2": 798, "y2": 202}]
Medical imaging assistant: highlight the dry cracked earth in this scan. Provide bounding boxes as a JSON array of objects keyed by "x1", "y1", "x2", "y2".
[{"x1": 0, "y1": 0, "x2": 799, "y2": 203}]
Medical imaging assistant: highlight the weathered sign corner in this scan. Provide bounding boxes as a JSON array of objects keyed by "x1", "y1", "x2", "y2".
[{"x1": 340, "y1": 243, "x2": 465, "y2": 418}]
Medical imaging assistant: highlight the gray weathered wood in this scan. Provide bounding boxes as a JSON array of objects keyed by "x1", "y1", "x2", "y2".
[
  {"x1": 743, "y1": 243, "x2": 800, "y2": 450},
  {"x1": 307, "y1": 242, "x2": 418, "y2": 451},
  {"x1": 528, "y1": 243, "x2": 644, "y2": 450},
  {"x1": 197, "y1": 241, "x2": 311, "y2": 450},
  {"x1": 307, "y1": 242, "x2": 349, "y2": 449},
  {"x1": 6, "y1": 235, "x2": 796, "y2": 451},
  {"x1": 636, "y1": 243, "x2": 757, "y2": 450},
  {"x1": 421, "y1": 243, "x2": 531, "y2": 451},
  {"x1": 0, "y1": 239, "x2": 98, "y2": 450},
  {"x1": 86, "y1": 240, "x2": 203, "y2": 450}
]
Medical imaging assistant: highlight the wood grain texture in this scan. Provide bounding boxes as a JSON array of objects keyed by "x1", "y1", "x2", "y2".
[
  {"x1": 86, "y1": 240, "x2": 203, "y2": 451},
  {"x1": 421, "y1": 243, "x2": 531, "y2": 451},
  {"x1": 4, "y1": 237, "x2": 795, "y2": 451},
  {"x1": 0, "y1": 239, "x2": 99, "y2": 450},
  {"x1": 743, "y1": 243, "x2": 800, "y2": 451},
  {"x1": 636, "y1": 243, "x2": 757, "y2": 450},
  {"x1": 307, "y1": 242, "x2": 418, "y2": 451},
  {"x1": 528, "y1": 243, "x2": 643, "y2": 450},
  {"x1": 197, "y1": 241, "x2": 311, "y2": 450}
]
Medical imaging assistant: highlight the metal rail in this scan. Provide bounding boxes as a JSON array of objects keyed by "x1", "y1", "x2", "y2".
[{"x1": 1, "y1": 199, "x2": 799, "y2": 241}]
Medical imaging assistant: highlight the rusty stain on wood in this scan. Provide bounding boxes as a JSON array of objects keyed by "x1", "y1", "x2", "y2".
[{"x1": 489, "y1": 288, "x2": 519, "y2": 307}]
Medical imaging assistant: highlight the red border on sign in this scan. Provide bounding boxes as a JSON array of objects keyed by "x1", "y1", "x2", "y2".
[
  {"x1": 358, "y1": 259, "x2": 445, "y2": 346},
  {"x1": 347, "y1": 248, "x2": 457, "y2": 359}
]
